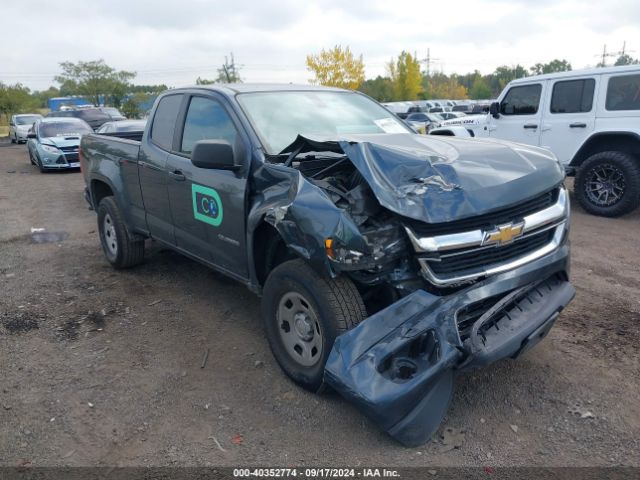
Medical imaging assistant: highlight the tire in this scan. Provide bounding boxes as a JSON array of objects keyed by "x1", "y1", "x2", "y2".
[
  {"x1": 11, "y1": 135, "x2": 16, "y2": 144},
  {"x1": 35, "y1": 153, "x2": 45, "y2": 173},
  {"x1": 97, "y1": 196, "x2": 145, "y2": 269},
  {"x1": 261, "y1": 259, "x2": 367, "y2": 392},
  {"x1": 575, "y1": 151, "x2": 640, "y2": 217}
]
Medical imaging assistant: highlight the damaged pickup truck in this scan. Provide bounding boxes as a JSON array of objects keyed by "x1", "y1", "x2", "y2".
[{"x1": 80, "y1": 84, "x2": 575, "y2": 446}]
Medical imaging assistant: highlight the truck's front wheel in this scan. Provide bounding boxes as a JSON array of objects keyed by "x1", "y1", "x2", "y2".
[
  {"x1": 262, "y1": 259, "x2": 367, "y2": 392},
  {"x1": 575, "y1": 151, "x2": 640, "y2": 217},
  {"x1": 97, "y1": 196, "x2": 145, "y2": 269}
]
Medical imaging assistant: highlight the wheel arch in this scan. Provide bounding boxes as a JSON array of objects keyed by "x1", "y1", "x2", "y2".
[
  {"x1": 89, "y1": 177, "x2": 116, "y2": 210},
  {"x1": 251, "y1": 220, "x2": 298, "y2": 289},
  {"x1": 570, "y1": 132, "x2": 640, "y2": 168}
]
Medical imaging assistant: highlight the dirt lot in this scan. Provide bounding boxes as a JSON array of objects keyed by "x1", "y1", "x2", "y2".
[{"x1": 0, "y1": 140, "x2": 639, "y2": 468}]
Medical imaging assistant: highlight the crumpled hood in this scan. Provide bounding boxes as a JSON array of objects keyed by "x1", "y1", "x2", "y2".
[
  {"x1": 283, "y1": 134, "x2": 564, "y2": 224},
  {"x1": 40, "y1": 136, "x2": 81, "y2": 148}
]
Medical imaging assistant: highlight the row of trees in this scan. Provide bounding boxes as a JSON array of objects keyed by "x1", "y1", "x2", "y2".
[
  {"x1": 307, "y1": 45, "x2": 639, "y2": 102},
  {"x1": 2, "y1": 49, "x2": 639, "y2": 122}
]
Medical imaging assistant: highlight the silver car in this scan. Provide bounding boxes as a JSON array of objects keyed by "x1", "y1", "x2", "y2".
[{"x1": 9, "y1": 114, "x2": 43, "y2": 143}]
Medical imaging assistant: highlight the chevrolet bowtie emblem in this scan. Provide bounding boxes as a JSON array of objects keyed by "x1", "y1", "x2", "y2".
[{"x1": 483, "y1": 222, "x2": 525, "y2": 246}]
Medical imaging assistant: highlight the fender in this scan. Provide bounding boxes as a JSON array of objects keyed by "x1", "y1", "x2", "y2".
[
  {"x1": 570, "y1": 130, "x2": 640, "y2": 167},
  {"x1": 429, "y1": 125, "x2": 473, "y2": 137}
]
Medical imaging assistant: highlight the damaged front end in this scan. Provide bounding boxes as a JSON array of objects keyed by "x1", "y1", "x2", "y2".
[
  {"x1": 325, "y1": 253, "x2": 574, "y2": 446},
  {"x1": 250, "y1": 133, "x2": 574, "y2": 446}
]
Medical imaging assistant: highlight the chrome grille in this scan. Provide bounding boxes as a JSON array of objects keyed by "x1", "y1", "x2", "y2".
[{"x1": 405, "y1": 187, "x2": 569, "y2": 286}]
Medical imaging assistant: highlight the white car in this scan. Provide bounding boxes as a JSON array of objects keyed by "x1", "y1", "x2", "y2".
[
  {"x1": 430, "y1": 65, "x2": 640, "y2": 217},
  {"x1": 9, "y1": 114, "x2": 43, "y2": 143}
]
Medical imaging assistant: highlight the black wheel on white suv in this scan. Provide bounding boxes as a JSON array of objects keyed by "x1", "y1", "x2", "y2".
[
  {"x1": 575, "y1": 151, "x2": 640, "y2": 217},
  {"x1": 261, "y1": 259, "x2": 367, "y2": 392}
]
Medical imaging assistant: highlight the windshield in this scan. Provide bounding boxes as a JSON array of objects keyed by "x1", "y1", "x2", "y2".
[
  {"x1": 101, "y1": 107, "x2": 122, "y2": 116},
  {"x1": 76, "y1": 109, "x2": 110, "y2": 121},
  {"x1": 39, "y1": 121, "x2": 92, "y2": 138},
  {"x1": 237, "y1": 91, "x2": 410, "y2": 154},
  {"x1": 16, "y1": 115, "x2": 40, "y2": 125}
]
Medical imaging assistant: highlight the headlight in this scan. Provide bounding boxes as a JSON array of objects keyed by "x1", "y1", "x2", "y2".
[{"x1": 41, "y1": 144, "x2": 60, "y2": 154}]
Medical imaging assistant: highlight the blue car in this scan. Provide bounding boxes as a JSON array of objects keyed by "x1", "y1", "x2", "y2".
[{"x1": 27, "y1": 117, "x2": 93, "y2": 172}]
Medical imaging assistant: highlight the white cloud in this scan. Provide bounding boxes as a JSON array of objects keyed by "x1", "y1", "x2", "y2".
[{"x1": 4, "y1": 0, "x2": 639, "y2": 91}]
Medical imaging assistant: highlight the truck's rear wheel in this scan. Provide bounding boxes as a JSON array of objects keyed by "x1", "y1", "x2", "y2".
[
  {"x1": 261, "y1": 259, "x2": 367, "y2": 392},
  {"x1": 97, "y1": 196, "x2": 145, "y2": 269},
  {"x1": 575, "y1": 151, "x2": 640, "y2": 217}
]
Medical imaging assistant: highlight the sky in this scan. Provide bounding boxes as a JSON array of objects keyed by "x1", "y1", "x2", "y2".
[{"x1": 4, "y1": 0, "x2": 640, "y2": 91}]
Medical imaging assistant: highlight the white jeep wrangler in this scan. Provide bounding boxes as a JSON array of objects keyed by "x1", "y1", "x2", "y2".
[{"x1": 431, "y1": 65, "x2": 640, "y2": 217}]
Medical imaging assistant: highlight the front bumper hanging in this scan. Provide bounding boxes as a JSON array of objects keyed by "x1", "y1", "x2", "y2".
[{"x1": 324, "y1": 249, "x2": 575, "y2": 447}]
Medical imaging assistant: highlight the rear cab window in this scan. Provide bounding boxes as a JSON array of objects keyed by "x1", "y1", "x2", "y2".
[
  {"x1": 150, "y1": 94, "x2": 184, "y2": 151},
  {"x1": 500, "y1": 84, "x2": 542, "y2": 115},
  {"x1": 606, "y1": 74, "x2": 640, "y2": 111},
  {"x1": 550, "y1": 79, "x2": 595, "y2": 113}
]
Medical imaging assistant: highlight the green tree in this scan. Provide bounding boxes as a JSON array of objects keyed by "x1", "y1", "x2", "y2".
[
  {"x1": 614, "y1": 54, "x2": 639, "y2": 66},
  {"x1": 31, "y1": 86, "x2": 61, "y2": 108},
  {"x1": 306, "y1": 45, "x2": 365, "y2": 90},
  {"x1": 490, "y1": 65, "x2": 528, "y2": 94},
  {"x1": 530, "y1": 59, "x2": 572, "y2": 75},
  {"x1": 358, "y1": 76, "x2": 394, "y2": 102},
  {"x1": 0, "y1": 83, "x2": 39, "y2": 119},
  {"x1": 54, "y1": 59, "x2": 136, "y2": 106},
  {"x1": 469, "y1": 74, "x2": 492, "y2": 100},
  {"x1": 389, "y1": 51, "x2": 422, "y2": 100}
]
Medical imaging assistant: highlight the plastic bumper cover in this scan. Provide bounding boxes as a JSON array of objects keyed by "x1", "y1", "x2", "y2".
[{"x1": 324, "y1": 244, "x2": 574, "y2": 447}]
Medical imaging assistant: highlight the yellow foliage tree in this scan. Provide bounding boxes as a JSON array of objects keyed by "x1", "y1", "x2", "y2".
[
  {"x1": 306, "y1": 46, "x2": 365, "y2": 90},
  {"x1": 430, "y1": 74, "x2": 469, "y2": 100},
  {"x1": 388, "y1": 51, "x2": 422, "y2": 100}
]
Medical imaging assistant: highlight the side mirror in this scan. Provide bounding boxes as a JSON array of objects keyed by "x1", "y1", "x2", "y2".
[
  {"x1": 27, "y1": 132, "x2": 37, "y2": 139},
  {"x1": 191, "y1": 140, "x2": 240, "y2": 171},
  {"x1": 489, "y1": 102, "x2": 500, "y2": 118}
]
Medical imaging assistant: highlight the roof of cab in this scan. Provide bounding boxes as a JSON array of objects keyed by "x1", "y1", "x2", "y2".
[
  {"x1": 174, "y1": 83, "x2": 349, "y2": 95},
  {"x1": 510, "y1": 64, "x2": 640, "y2": 85}
]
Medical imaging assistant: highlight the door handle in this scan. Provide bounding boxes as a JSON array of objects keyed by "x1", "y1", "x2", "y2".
[
  {"x1": 523, "y1": 124, "x2": 538, "y2": 129},
  {"x1": 569, "y1": 122, "x2": 587, "y2": 128},
  {"x1": 168, "y1": 170, "x2": 186, "y2": 181}
]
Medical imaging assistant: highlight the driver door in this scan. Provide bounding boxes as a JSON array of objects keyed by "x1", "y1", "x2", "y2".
[{"x1": 165, "y1": 93, "x2": 250, "y2": 279}]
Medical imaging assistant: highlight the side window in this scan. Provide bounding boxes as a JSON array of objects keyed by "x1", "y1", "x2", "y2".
[
  {"x1": 180, "y1": 96, "x2": 238, "y2": 154},
  {"x1": 606, "y1": 74, "x2": 640, "y2": 111},
  {"x1": 500, "y1": 84, "x2": 542, "y2": 115},
  {"x1": 550, "y1": 79, "x2": 595, "y2": 114},
  {"x1": 150, "y1": 94, "x2": 183, "y2": 151}
]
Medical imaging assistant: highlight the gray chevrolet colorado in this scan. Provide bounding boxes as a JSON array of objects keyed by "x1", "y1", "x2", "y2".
[{"x1": 80, "y1": 84, "x2": 575, "y2": 446}]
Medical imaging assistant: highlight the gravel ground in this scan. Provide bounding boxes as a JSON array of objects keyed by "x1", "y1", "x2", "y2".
[{"x1": 0, "y1": 141, "x2": 639, "y2": 468}]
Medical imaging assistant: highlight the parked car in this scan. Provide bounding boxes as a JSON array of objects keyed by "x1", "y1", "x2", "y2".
[
  {"x1": 452, "y1": 103, "x2": 473, "y2": 113},
  {"x1": 47, "y1": 108, "x2": 112, "y2": 130},
  {"x1": 9, "y1": 114, "x2": 43, "y2": 143},
  {"x1": 96, "y1": 119, "x2": 147, "y2": 134},
  {"x1": 26, "y1": 117, "x2": 92, "y2": 172},
  {"x1": 470, "y1": 102, "x2": 492, "y2": 114},
  {"x1": 437, "y1": 111, "x2": 467, "y2": 121},
  {"x1": 405, "y1": 112, "x2": 444, "y2": 132},
  {"x1": 430, "y1": 65, "x2": 640, "y2": 216},
  {"x1": 80, "y1": 84, "x2": 574, "y2": 447},
  {"x1": 98, "y1": 106, "x2": 127, "y2": 121},
  {"x1": 381, "y1": 101, "x2": 413, "y2": 118}
]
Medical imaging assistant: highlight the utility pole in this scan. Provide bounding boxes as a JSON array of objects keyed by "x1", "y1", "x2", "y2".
[
  {"x1": 596, "y1": 41, "x2": 634, "y2": 67},
  {"x1": 420, "y1": 48, "x2": 440, "y2": 78}
]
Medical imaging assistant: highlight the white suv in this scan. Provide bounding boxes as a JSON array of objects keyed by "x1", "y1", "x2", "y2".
[{"x1": 431, "y1": 65, "x2": 640, "y2": 217}]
